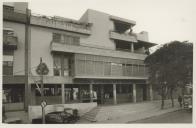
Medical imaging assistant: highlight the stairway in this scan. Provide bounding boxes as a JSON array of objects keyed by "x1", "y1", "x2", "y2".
[{"x1": 81, "y1": 107, "x2": 101, "y2": 122}]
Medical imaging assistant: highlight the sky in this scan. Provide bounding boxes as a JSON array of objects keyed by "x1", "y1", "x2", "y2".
[{"x1": 3, "y1": 0, "x2": 196, "y2": 45}]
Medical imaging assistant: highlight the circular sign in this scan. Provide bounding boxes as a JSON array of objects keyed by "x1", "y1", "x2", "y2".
[
  {"x1": 41, "y1": 100, "x2": 47, "y2": 108},
  {"x1": 36, "y1": 62, "x2": 49, "y2": 75}
]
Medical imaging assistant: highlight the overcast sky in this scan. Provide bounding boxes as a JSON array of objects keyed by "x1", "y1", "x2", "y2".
[{"x1": 24, "y1": 0, "x2": 196, "y2": 45}]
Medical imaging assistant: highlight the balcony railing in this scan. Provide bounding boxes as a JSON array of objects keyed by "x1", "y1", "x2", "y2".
[
  {"x1": 31, "y1": 15, "x2": 92, "y2": 35},
  {"x1": 110, "y1": 31, "x2": 137, "y2": 42},
  {"x1": 3, "y1": 36, "x2": 18, "y2": 50}
]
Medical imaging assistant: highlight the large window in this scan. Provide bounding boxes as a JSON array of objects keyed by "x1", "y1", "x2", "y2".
[{"x1": 75, "y1": 54, "x2": 147, "y2": 77}]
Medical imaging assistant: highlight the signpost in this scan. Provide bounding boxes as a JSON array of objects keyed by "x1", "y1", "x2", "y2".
[
  {"x1": 36, "y1": 57, "x2": 49, "y2": 124},
  {"x1": 41, "y1": 100, "x2": 47, "y2": 124}
]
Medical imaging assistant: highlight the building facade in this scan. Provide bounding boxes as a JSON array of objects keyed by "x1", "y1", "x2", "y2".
[{"x1": 3, "y1": 3, "x2": 157, "y2": 111}]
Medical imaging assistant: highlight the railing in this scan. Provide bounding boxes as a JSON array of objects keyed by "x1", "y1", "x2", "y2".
[
  {"x1": 110, "y1": 31, "x2": 137, "y2": 42},
  {"x1": 30, "y1": 15, "x2": 92, "y2": 35}
]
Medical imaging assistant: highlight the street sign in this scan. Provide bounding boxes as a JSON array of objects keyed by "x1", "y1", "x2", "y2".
[{"x1": 41, "y1": 100, "x2": 47, "y2": 108}]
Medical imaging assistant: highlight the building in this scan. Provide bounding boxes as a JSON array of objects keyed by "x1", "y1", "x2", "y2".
[{"x1": 3, "y1": 2, "x2": 156, "y2": 112}]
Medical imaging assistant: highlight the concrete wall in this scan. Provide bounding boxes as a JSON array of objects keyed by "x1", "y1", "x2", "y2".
[
  {"x1": 4, "y1": 102, "x2": 24, "y2": 111},
  {"x1": 136, "y1": 31, "x2": 149, "y2": 42},
  {"x1": 3, "y1": 21, "x2": 26, "y2": 75},
  {"x1": 28, "y1": 102, "x2": 97, "y2": 122},
  {"x1": 30, "y1": 26, "x2": 54, "y2": 76},
  {"x1": 80, "y1": 9, "x2": 115, "y2": 50}
]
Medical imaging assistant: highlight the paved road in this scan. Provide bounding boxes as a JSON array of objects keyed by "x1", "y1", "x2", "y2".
[{"x1": 128, "y1": 109, "x2": 192, "y2": 123}]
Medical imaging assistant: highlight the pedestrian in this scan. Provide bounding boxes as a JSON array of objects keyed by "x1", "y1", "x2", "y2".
[{"x1": 178, "y1": 95, "x2": 182, "y2": 107}]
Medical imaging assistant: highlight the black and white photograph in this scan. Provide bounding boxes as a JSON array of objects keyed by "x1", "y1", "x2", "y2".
[{"x1": 1, "y1": 0, "x2": 195, "y2": 126}]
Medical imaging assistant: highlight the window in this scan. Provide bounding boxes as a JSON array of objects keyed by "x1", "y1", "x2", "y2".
[
  {"x1": 53, "y1": 54, "x2": 72, "y2": 76},
  {"x1": 53, "y1": 55, "x2": 61, "y2": 76},
  {"x1": 63, "y1": 57, "x2": 69, "y2": 76},
  {"x1": 3, "y1": 87, "x2": 24, "y2": 103},
  {"x1": 64, "y1": 35, "x2": 80, "y2": 45},
  {"x1": 53, "y1": 33, "x2": 80, "y2": 45},
  {"x1": 104, "y1": 62, "x2": 111, "y2": 76},
  {"x1": 53, "y1": 33, "x2": 61, "y2": 42},
  {"x1": 3, "y1": 55, "x2": 13, "y2": 75}
]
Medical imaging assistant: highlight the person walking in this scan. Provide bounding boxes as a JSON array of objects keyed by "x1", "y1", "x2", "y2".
[{"x1": 178, "y1": 95, "x2": 183, "y2": 107}]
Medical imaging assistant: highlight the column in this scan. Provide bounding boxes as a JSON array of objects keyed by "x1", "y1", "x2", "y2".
[
  {"x1": 132, "y1": 83, "x2": 136, "y2": 103},
  {"x1": 31, "y1": 86, "x2": 36, "y2": 105},
  {"x1": 113, "y1": 84, "x2": 117, "y2": 105},
  {"x1": 100, "y1": 85, "x2": 104, "y2": 104},
  {"x1": 61, "y1": 84, "x2": 65, "y2": 104},
  {"x1": 149, "y1": 84, "x2": 153, "y2": 101},
  {"x1": 89, "y1": 84, "x2": 93, "y2": 102},
  {"x1": 131, "y1": 42, "x2": 134, "y2": 52}
]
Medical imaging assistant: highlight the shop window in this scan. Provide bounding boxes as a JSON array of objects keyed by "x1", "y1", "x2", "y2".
[{"x1": 3, "y1": 88, "x2": 24, "y2": 103}]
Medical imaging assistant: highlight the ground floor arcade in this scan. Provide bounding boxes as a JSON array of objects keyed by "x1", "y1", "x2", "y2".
[{"x1": 3, "y1": 79, "x2": 154, "y2": 111}]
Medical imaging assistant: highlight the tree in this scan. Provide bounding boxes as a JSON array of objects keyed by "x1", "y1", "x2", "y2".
[{"x1": 145, "y1": 41, "x2": 193, "y2": 109}]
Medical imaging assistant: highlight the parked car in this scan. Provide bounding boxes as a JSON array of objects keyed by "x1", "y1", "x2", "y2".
[
  {"x1": 32, "y1": 108, "x2": 79, "y2": 124},
  {"x1": 183, "y1": 95, "x2": 192, "y2": 112},
  {"x1": 45, "y1": 108, "x2": 80, "y2": 124}
]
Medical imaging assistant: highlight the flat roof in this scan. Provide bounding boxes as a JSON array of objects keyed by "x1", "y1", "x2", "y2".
[{"x1": 110, "y1": 15, "x2": 136, "y2": 26}]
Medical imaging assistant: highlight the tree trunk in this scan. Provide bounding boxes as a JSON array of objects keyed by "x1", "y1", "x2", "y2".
[
  {"x1": 170, "y1": 88, "x2": 174, "y2": 107},
  {"x1": 161, "y1": 86, "x2": 165, "y2": 109}
]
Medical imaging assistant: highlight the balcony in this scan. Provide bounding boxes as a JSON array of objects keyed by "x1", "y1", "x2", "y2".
[
  {"x1": 30, "y1": 15, "x2": 92, "y2": 35},
  {"x1": 3, "y1": 35, "x2": 18, "y2": 50},
  {"x1": 51, "y1": 42, "x2": 147, "y2": 60},
  {"x1": 110, "y1": 31, "x2": 137, "y2": 43},
  {"x1": 3, "y1": 7, "x2": 27, "y2": 23}
]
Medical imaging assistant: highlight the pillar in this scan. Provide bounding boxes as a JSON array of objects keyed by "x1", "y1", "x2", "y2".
[
  {"x1": 89, "y1": 84, "x2": 93, "y2": 102},
  {"x1": 113, "y1": 84, "x2": 117, "y2": 104},
  {"x1": 132, "y1": 83, "x2": 136, "y2": 103},
  {"x1": 31, "y1": 86, "x2": 36, "y2": 105},
  {"x1": 131, "y1": 42, "x2": 134, "y2": 52},
  {"x1": 100, "y1": 85, "x2": 104, "y2": 104},
  {"x1": 149, "y1": 84, "x2": 153, "y2": 101},
  {"x1": 61, "y1": 84, "x2": 65, "y2": 104}
]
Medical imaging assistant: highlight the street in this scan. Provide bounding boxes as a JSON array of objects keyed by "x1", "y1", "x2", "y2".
[{"x1": 128, "y1": 109, "x2": 192, "y2": 123}]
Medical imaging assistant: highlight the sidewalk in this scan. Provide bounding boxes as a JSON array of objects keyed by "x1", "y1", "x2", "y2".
[
  {"x1": 97, "y1": 100, "x2": 181, "y2": 123},
  {"x1": 78, "y1": 99, "x2": 181, "y2": 124}
]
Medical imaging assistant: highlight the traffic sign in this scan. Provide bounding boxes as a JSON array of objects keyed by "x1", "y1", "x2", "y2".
[{"x1": 41, "y1": 100, "x2": 47, "y2": 108}]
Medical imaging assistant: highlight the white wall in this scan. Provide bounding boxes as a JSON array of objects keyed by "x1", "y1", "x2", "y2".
[
  {"x1": 80, "y1": 9, "x2": 115, "y2": 50},
  {"x1": 30, "y1": 26, "x2": 54, "y2": 76},
  {"x1": 3, "y1": 21, "x2": 26, "y2": 75}
]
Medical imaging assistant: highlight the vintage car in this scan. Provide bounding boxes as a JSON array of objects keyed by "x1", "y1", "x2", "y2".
[
  {"x1": 45, "y1": 108, "x2": 80, "y2": 124},
  {"x1": 183, "y1": 95, "x2": 192, "y2": 112},
  {"x1": 32, "y1": 108, "x2": 79, "y2": 124}
]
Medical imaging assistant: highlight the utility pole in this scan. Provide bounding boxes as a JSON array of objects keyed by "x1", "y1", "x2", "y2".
[{"x1": 24, "y1": 8, "x2": 31, "y2": 111}]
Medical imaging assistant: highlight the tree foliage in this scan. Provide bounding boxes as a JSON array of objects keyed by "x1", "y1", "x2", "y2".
[{"x1": 144, "y1": 41, "x2": 193, "y2": 108}]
